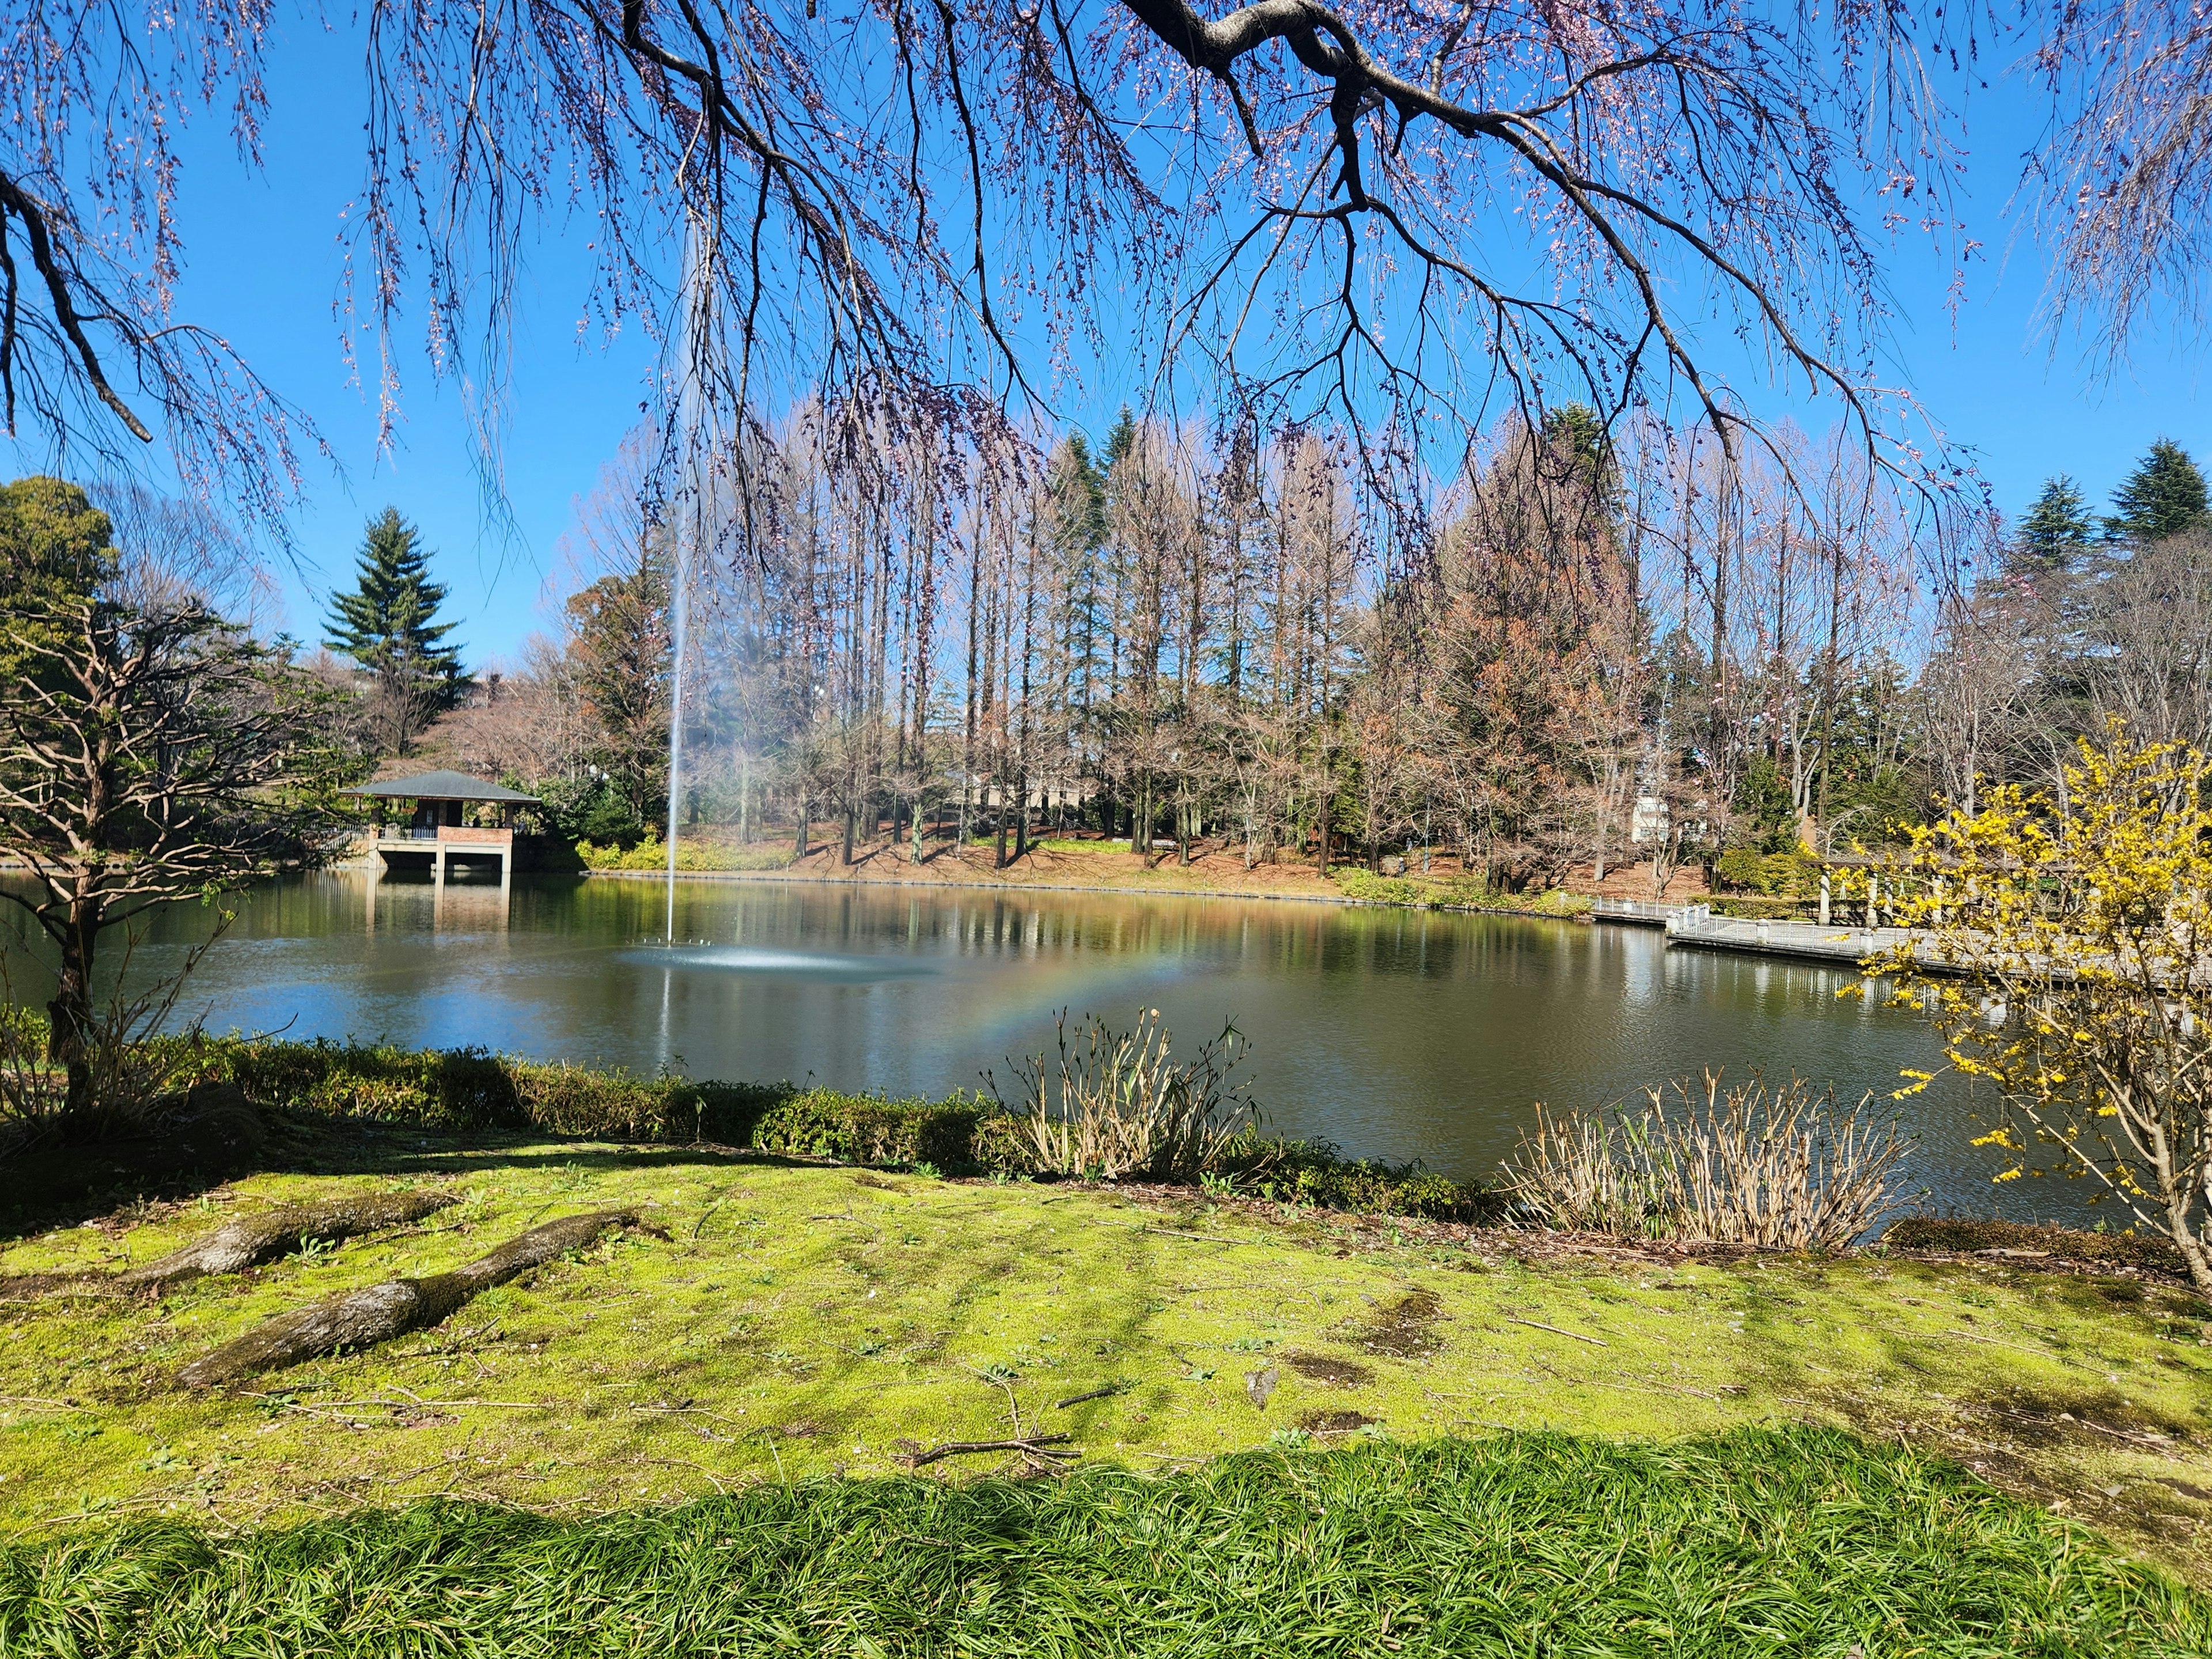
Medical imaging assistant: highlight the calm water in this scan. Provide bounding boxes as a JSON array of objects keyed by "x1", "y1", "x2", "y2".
[{"x1": 22, "y1": 872, "x2": 2084, "y2": 1221}]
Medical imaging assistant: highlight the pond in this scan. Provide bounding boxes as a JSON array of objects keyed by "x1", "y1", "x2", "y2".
[{"x1": 16, "y1": 872, "x2": 2084, "y2": 1222}]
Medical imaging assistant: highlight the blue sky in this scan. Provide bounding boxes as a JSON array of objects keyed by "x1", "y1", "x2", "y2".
[{"x1": 6, "y1": 15, "x2": 2203, "y2": 666}]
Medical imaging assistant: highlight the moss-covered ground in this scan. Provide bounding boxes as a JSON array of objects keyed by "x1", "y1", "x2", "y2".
[{"x1": 4, "y1": 1128, "x2": 2209, "y2": 1594}]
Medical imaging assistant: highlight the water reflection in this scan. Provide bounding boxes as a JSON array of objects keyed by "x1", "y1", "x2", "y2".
[
  {"x1": 6, "y1": 871, "x2": 2088, "y2": 1222},
  {"x1": 618, "y1": 944, "x2": 937, "y2": 983}
]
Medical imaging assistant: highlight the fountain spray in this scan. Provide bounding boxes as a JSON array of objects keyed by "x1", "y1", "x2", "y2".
[{"x1": 666, "y1": 211, "x2": 710, "y2": 946}]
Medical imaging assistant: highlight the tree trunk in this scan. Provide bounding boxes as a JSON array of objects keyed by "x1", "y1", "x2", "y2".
[{"x1": 47, "y1": 889, "x2": 101, "y2": 1118}]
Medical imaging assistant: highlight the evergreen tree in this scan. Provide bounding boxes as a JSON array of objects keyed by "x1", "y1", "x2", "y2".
[
  {"x1": 565, "y1": 529, "x2": 673, "y2": 834},
  {"x1": 323, "y1": 507, "x2": 468, "y2": 752},
  {"x1": 2106, "y1": 439, "x2": 2210, "y2": 543},
  {"x1": 2013, "y1": 475, "x2": 2096, "y2": 572}
]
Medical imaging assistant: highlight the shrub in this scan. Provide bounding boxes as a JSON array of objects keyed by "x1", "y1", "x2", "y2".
[
  {"x1": 1218, "y1": 1134, "x2": 1497, "y2": 1222},
  {"x1": 1330, "y1": 870, "x2": 1593, "y2": 916},
  {"x1": 1714, "y1": 847, "x2": 1764, "y2": 891},
  {"x1": 1503, "y1": 1071, "x2": 1915, "y2": 1251},
  {"x1": 1865, "y1": 726, "x2": 2212, "y2": 1294},
  {"x1": 750, "y1": 1088, "x2": 984, "y2": 1169},
  {"x1": 578, "y1": 838, "x2": 797, "y2": 873},
  {"x1": 142, "y1": 1036, "x2": 786, "y2": 1144},
  {"x1": 989, "y1": 1010, "x2": 1257, "y2": 1180}
]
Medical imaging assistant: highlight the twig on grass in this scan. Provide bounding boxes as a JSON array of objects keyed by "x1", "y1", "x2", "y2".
[
  {"x1": 897, "y1": 1435, "x2": 1073, "y2": 1468},
  {"x1": 1132, "y1": 1225, "x2": 1236, "y2": 1246},
  {"x1": 1054, "y1": 1385, "x2": 1122, "y2": 1408},
  {"x1": 1508, "y1": 1317, "x2": 1609, "y2": 1347}
]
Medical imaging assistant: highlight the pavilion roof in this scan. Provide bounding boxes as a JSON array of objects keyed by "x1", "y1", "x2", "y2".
[{"x1": 338, "y1": 770, "x2": 541, "y2": 805}]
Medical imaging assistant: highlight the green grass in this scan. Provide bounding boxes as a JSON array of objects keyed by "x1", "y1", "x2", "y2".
[
  {"x1": 1328, "y1": 868, "x2": 1595, "y2": 915},
  {"x1": 577, "y1": 837, "x2": 796, "y2": 873},
  {"x1": 3, "y1": 1139, "x2": 2210, "y2": 1589},
  {"x1": 4, "y1": 1428, "x2": 2206, "y2": 1657}
]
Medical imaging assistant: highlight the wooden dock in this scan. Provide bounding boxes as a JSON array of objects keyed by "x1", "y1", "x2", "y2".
[{"x1": 1592, "y1": 899, "x2": 1916, "y2": 968}]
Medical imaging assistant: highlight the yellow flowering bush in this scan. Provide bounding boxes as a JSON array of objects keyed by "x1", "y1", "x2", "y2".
[{"x1": 1867, "y1": 724, "x2": 2212, "y2": 1292}]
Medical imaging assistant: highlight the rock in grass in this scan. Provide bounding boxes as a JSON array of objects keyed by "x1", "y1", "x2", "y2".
[
  {"x1": 115, "y1": 1190, "x2": 459, "y2": 1293},
  {"x1": 177, "y1": 1210, "x2": 646, "y2": 1388}
]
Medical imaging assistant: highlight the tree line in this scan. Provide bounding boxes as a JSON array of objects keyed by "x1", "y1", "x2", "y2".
[{"x1": 406, "y1": 418, "x2": 2212, "y2": 896}]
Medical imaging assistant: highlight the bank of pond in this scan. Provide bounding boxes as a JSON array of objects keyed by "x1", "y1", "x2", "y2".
[{"x1": 0, "y1": 1044, "x2": 2208, "y2": 1652}]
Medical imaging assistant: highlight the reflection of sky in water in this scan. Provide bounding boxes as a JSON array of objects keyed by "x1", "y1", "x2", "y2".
[{"x1": 10, "y1": 871, "x2": 2101, "y2": 1225}]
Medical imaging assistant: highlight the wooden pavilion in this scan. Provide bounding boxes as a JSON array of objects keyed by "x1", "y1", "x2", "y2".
[{"x1": 340, "y1": 770, "x2": 541, "y2": 885}]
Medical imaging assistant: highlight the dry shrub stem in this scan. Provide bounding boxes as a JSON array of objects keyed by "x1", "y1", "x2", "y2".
[
  {"x1": 990, "y1": 1010, "x2": 1258, "y2": 1181},
  {"x1": 1506, "y1": 1072, "x2": 1915, "y2": 1251}
]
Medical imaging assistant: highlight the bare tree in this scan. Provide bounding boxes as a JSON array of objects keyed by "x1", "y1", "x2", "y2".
[
  {"x1": 7, "y1": 1, "x2": 1961, "y2": 541},
  {"x1": 2026, "y1": 0, "x2": 2212, "y2": 366},
  {"x1": 0, "y1": 480, "x2": 339, "y2": 1123}
]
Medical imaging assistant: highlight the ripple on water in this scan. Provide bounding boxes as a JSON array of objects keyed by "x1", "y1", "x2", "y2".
[{"x1": 616, "y1": 945, "x2": 937, "y2": 984}]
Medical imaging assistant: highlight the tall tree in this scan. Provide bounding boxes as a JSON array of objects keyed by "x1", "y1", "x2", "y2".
[
  {"x1": 2014, "y1": 476, "x2": 2097, "y2": 572},
  {"x1": 2107, "y1": 439, "x2": 2210, "y2": 543},
  {"x1": 565, "y1": 535, "x2": 675, "y2": 833},
  {"x1": 324, "y1": 508, "x2": 469, "y2": 754}
]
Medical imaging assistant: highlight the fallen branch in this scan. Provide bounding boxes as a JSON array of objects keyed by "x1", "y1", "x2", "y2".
[
  {"x1": 896, "y1": 1434, "x2": 1074, "y2": 1468},
  {"x1": 2, "y1": 1191, "x2": 459, "y2": 1300},
  {"x1": 117, "y1": 1191, "x2": 459, "y2": 1292},
  {"x1": 178, "y1": 1210, "x2": 647, "y2": 1388}
]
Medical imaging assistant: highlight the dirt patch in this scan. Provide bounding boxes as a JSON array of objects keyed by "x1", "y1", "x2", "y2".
[
  {"x1": 849, "y1": 1174, "x2": 903, "y2": 1192},
  {"x1": 1884, "y1": 1216, "x2": 2188, "y2": 1277},
  {"x1": 2161, "y1": 1478, "x2": 2212, "y2": 1503},
  {"x1": 1297, "y1": 1409, "x2": 1376, "y2": 1434},
  {"x1": 1978, "y1": 1385, "x2": 2197, "y2": 1448},
  {"x1": 1349, "y1": 1290, "x2": 1444, "y2": 1359},
  {"x1": 1284, "y1": 1351, "x2": 1374, "y2": 1388}
]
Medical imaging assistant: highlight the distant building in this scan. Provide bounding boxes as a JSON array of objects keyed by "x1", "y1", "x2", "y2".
[{"x1": 1630, "y1": 794, "x2": 1670, "y2": 846}]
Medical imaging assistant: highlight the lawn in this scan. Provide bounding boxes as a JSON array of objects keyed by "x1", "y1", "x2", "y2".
[{"x1": 2, "y1": 1112, "x2": 2210, "y2": 1655}]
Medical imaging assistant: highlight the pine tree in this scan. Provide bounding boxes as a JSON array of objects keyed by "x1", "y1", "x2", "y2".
[
  {"x1": 2014, "y1": 475, "x2": 2096, "y2": 572},
  {"x1": 324, "y1": 507, "x2": 468, "y2": 752},
  {"x1": 2106, "y1": 439, "x2": 2210, "y2": 543}
]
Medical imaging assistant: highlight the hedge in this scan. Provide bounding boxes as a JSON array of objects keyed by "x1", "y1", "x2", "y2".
[
  {"x1": 1217, "y1": 1134, "x2": 1497, "y2": 1223},
  {"x1": 137, "y1": 1037, "x2": 1490, "y2": 1221},
  {"x1": 749, "y1": 1088, "x2": 985, "y2": 1171},
  {"x1": 145, "y1": 1037, "x2": 786, "y2": 1143}
]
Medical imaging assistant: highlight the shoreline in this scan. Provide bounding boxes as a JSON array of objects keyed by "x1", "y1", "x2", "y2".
[{"x1": 573, "y1": 861, "x2": 1590, "y2": 922}]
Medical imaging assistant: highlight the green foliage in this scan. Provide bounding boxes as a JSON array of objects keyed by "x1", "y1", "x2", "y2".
[
  {"x1": 1219, "y1": 1134, "x2": 1495, "y2": 1221},
  {"x1": 5, "y1": 1429, "x2": 2202, "y2": 1656},
  {"x1": 751, "y1": 1087, "x2": 985, "y2": 1169},
  {"x1": 2017, "y1": 475, "x2": 2099, "y2": 572},
  {"x1": 564, "y1": 537, "x2": 672, "y2": 828},
  {"x1": 0, "y1": 478, "x2": 115, "y2": 667},
  {"x1": 120, "y1": 1037, "x2": 1492, "y2": 1218},
  {"x1": 1714, "y1": 846, "x2": 1764, "y2": 891},
  {"x1": 2107, "y1": 438, "x2": 2210, "y2": 544},
  {"x1": 149, "y1": 1037, "x2": 785, "y2": 1144},
  {"x1": 1733, "y1": 753, "x2": 1800, "y2": 854},
  {"x1": 1717, "y1": 847, "x2": 1820, "y2": 897},
  {"x1": 575, "y1": 836, "x2": 795, "y2": 872},
  {"x1": 1329, "y1": 869, "x2": 1590, "y2": 916},
  {"x1": 323, "y1": 507, "x2": 468, "y2": 706}
]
